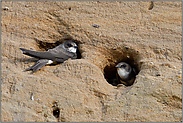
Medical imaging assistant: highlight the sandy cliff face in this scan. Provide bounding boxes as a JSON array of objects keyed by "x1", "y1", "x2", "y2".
[{"x1": 1, "y1": 1, "x2": 182, "y2": 122}]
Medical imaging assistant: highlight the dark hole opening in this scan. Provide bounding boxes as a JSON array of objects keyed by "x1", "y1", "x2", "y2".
[
  {"x1": 76, "y1": 47, "x2": 82, "y2": 59},
  {"x1": 104, "y1": 58, "x2": 140, "y2": 86},
  {"x1": 53, "y1": 107, "x2": 60, "y2": 119}
]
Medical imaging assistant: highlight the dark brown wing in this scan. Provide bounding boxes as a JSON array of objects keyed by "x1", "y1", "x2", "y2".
[
  {"x1": 116, "y1": 73, "x2": 128, "y2": 86},
  {"x1": 20, "y1": 46, "x2": 77, "y2": 63}
]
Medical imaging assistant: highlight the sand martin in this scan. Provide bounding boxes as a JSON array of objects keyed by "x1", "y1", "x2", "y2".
[
  {"x1": 20, "y1": 40, "x2": 78, "y2": 73},
  {"x1": 116, "y1": 62, "x2": 136, "y2": 86}
]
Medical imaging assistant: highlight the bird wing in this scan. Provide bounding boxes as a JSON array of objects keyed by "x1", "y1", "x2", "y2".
[
  {"x1": 116, "y1": 72, "x2": 135, "y2": 86},
  {"x1": 48, "y1": 45, "x2": 77, "y2": 62},
  {"x1": 20, "y1": 48, "x2": 54, "y2": 60},
  {"x1": 20, "y1": 45, "x2": 77, "y2": 63},
  {"x1": 24, "y1": 59, "x2": 49, "y2": 73},
  {"x1": 116, "y1": 73, "x2": 128, "y2": 86}
]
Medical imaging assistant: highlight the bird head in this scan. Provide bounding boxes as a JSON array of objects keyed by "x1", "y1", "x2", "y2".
[
  {"x1": 63, "y1": 41, "x2": 78, "y2": 53},
  {"x1": 115, "y1": 62, "x2": 131, "y2": 72}
]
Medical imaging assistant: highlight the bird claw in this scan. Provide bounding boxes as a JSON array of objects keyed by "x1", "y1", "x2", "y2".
[{"x1": 116, "y1": 84, "x2": 126, "y2": 89}]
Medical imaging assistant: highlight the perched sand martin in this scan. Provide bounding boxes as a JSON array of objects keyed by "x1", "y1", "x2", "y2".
[
  {"x1": 116, "y1": 62, "x2": 136, "y2": 86},
  {"x1": 20, "y1": 40, "x2": 78, "y2": 73}
]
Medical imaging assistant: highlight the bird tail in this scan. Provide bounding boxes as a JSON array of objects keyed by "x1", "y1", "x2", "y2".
[{"x1": 24, "y1": 59, "x2": 49, "y2": 73}]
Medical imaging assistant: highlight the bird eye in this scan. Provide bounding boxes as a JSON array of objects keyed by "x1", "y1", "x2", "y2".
[
  {"x1": 67, "y1": 43, "x2": 72, "y2": 47},
  {"x1": 121, "y1": 64, "x2": 126, "y2": 67}
]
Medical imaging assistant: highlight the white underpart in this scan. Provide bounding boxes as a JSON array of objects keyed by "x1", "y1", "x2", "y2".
[
  {"x1": 117, "y1": 68, "x2": 130, "y2": 79},
  {"x1": 68, "y1": 47, "x2": 77, "y2": 53},
  {"x1": 47, "y1": 60, "x2": 53, "y2": 64}
]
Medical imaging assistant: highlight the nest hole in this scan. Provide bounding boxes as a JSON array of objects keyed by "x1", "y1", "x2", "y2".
[
  {"x1": 52, "y1": 102, "x2": 60, "y2": 119},
  {"x1": 53, "y1": 107, "x2": 60, "y2": 118},
  {"x1": 104, "y1": 48, "x2": 141, "y2": 86}
]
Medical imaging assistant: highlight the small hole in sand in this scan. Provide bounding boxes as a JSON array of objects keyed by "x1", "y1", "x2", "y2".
[
  {"x1": 53, "y1": 107, "x2": 60, "y2": 118},
  {"x1": 52, "y1": 101, "x2": 60, "y2": 119}
]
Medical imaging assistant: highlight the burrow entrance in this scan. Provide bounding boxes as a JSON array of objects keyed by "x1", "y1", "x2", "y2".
[
  {"x1": 104, "y1": 46, "x2": 141, "y2": 86},
  {"x1": 52, "y1": 101, "x2": 60, "y2": 119}
]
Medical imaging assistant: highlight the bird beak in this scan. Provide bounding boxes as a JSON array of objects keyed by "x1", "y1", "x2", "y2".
[
  {"x1": 74, "y1": 46, "x2": 78, "y2": 48},
  {"x1": 115, "y1": 65, "x2": 120, "y2": 68}
]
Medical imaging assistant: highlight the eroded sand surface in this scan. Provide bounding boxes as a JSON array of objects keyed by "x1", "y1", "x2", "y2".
[{"x1": 1, "y1": 1, "x2": 182, "y2": 122}]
